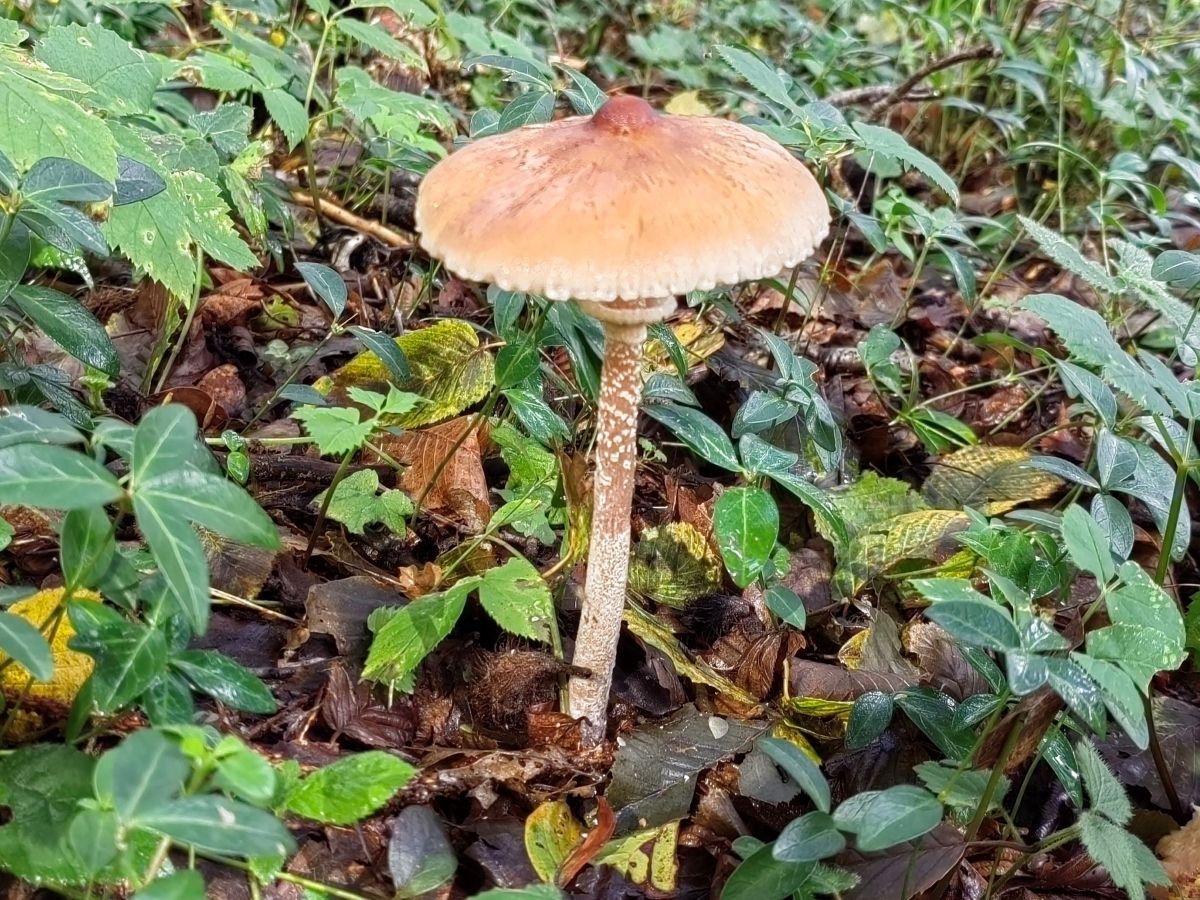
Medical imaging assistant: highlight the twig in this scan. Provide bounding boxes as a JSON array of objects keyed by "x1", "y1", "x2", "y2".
[
  {"x1": 288, "y1": 190, "x2": 413, "y2": 249},
  {"x1": 865, "y1": 45, "x2": 1002, "y2": 120},
  {"x1": 826, "y1": 85, "x2": 936, "y2": 107}
]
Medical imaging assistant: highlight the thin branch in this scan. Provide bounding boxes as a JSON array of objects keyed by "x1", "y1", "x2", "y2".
[
  {"x1": 864, "y1": 45, "x2": 1002, "y2": 120},
  {"x1": 288, "y1": 189, "x2": 414, "y2": 249}
]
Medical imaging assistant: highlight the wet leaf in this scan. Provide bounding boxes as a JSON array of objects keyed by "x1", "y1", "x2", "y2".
[{"x1": 714, "y1": 486, "x2": 779, "y2": 588}]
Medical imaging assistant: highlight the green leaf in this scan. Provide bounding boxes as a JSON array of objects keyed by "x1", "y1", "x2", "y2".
[
  {"x1": 60, "y1": 505, "x2": 116, "y2": 591},
  {"x1": 94, "y1": 728, "x2": 188, "y2": 821},
  {"x1": 22, "y1": 157, "x2": 112, "y2": 203},
  {"x1": 140, "y1": 795, "x2": 295, "y2": 857},
  {"x1": 315, "y1": 468, "x2": 413, "y2": 535},
  {"x1": 895, "y1": 688, "x2": 975, "y2": 760},
  {"x1": 71, "y1": 619, "x2": 167, "y2": 712},
  {"x1": 477, "y1": 556, "x2": 554, "y2": 643},
  {"x1": 720, "y1": 841, "x2": 814, "y2": 900},
  {"x1": 1086, "y1": 624, "x2": 1182, "y2": 691},
  {"x1": 362, "y1": 585, "x2": 472, "y2": 689},
  {"x1": 845, "y1": 692, "x2": 894, "y2": 750},
  {"x1": 853, "y1": 123, "x2": 959, "y2": 203},
  {"x1": 296, "y1": 262, "x2": 347, "y2": 319},
  {"x1": 1019, "y1": 217, "x2": 1118, "y2": 293},
  {"x1": 910, "y1": 579, "x2": 1020, "y2": 651},
  {"x1": 34, "y1": 23, "x2": 163, "y2": 115},
  {"x1": 0, "y1": 47, "x2": 118, "y2": 179},
  {"x1": 0, "y1": 610, "x2": 53, "y2": 681},
  {"x1": 1109, "y1": 562, "x2": 1186, "y2": 652},
  {"x1": 1075, "y1": 738, "x2": 1132, "y2": 824},
  {"x1": 1022, "y1": 294, "x2": 1171, "y2": 416},
  {"x1": 134, "y1": 494, "x2": 210, "y2": 634},
  {"x1": 835, "y1": 784, "x2": 943, "y2": 852},
  {"x1": 1079, "y1": 811, "x2": 1169, "y2": 899},
  {"x1": 336, "y1": 17, "x2": 424, "y2": 68},
  {"x1": 285, "y1": 751, "x2": 417, "y2": 825},
  {"x1": 133, "y1": 870, "x2": 206, "y2": 900},
  {"x1": 714, "y1": 45, "x2": 801, "y2": 114},
  {"x1": 644, "y1": 402, "x2": 741, "y2": 473},
  {"x1": 773, "y1": 811, "x2": 845, "y2": 863},
  {"x1": 68, "y1": 808, "x2": 119, "y2": 877},
  {"x1": 714, "y1": 486, "x2": 779, "y2": 588},
  {"x1": 172, "y1": 649, "x2": 276, "y2": 713},
  {"x1": 0, "y1": 443, "x2": 122, "y2": 509},
  {"x1": 212, "y1": 738, "x2": 277, "y2": 805},
  {"x1": 915, "y1": 761, "x2": 1007, "y2": 812},
  {"x1": 293, "y1": 405, "x2": 373, "y2": 456},
  {"x1": 114, "y1": 156, "x2": 167, "y2": 205},
  {"x1": 131, "y1": 405, "x2": 209, "y2": 483},
  {"x1": 1045, "y1": 657, "x2": 1106, "y2": 734},
  {"x1": 1061, "y1": 504, "x2": 1116, "y2": 583},
  {"x1": 1072, "y1": 654, "x2": 1148, "y2": 749},
  {"x1": 10, "y1": 286, "x2": 119, "y2": 376},
  {"x1": 138, "y1": 468, "x2": 279, "y2": 548},
  {"x1": 345, "y1": 325, "x2": 411, "y2": 381},
  {"x1": 765, "y1": 585, "x2": 806, "y2": 630},
  {"x1": 262, "y1": 88, "x2": 310, "y2": 150},
  {"x1": 759, "y1": 737, "x2": 831, "y2": 813}
]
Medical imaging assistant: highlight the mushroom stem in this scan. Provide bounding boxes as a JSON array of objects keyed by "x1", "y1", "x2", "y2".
[{"x1": 568, "y1": 320, "x2": 646, "y2": 745}]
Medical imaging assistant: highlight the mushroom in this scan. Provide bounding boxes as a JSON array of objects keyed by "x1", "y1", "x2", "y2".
[{"x1": 415, "y1": 93, "x2": 830, "y2": 744}]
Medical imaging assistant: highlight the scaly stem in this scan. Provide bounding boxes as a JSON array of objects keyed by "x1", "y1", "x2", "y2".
[{"x1": 567, "y1": 321, "x2": 646, "y2": 745}]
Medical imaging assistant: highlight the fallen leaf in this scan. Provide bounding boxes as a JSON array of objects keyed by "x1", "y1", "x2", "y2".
[
  {"x1": 837, "y1": 822, "x2": 966, "y2": 900},
  {"x1": 922, "y1": 445, "x2": 1062, "y2": 514},
  {"x1": 524, "y1": 800, "x2": 584, "y2": 884},
  {"x1": 381, "y1": 416, "x2": 491, "y2": 531}
]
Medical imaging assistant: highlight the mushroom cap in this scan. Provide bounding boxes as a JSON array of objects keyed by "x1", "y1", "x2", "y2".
[{"x1": 415, "y1": 94, "x2": 830, "y2": 303}]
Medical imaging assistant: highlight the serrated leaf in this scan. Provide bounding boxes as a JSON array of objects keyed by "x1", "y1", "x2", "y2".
[
  {"x1": 1020, "y1": 217, "x2": 1117, "y2": 292},
  {"x1": 1079, "y1": 810, "x2": 1169, "y2": 899},
  {"x1": 1111, "y1": 238, "x2": 1200, "y2": 365},
  {"x1": 262, "y1": 88, "x2": 309, "y2": 149},
  {"x1": 336, "y1": 17, "x2": 424, "y2": 68},
  {"x1": 915, "y1": 761, "x2": 1007, "y2": 812},
  {"x1": 362, "y1": 584, "x2": 471, "y2": 688},
  {"x1": 0, "y1": 47, "x2": 118, "y2": 179},
  {"x1": 293, "y1": 405, "x2": 373, "y2": 456},
  {"x1": 476, "y1": 556, "x2": 554, "y2": 643},
  {"x1": 285, "y1": 751, "x2": 416, "y2": 825},
  {"x1": 315, "y1": 468, "x2": 413, "y2": 535},
  {"x1": 854, "y1": 123, "x2": 958, "y2": 203},
  {"x1": 714, "y1": 44, "x2": 801, "y2": 114},
  {"x1": 1075, "y1": 738, "x2": 1132, "y2": 823},
  {"x1": 34, "y1": 23, "x2": 163, "y2": 115},
  {"x1": 922, "y1": 446, "x2": 1061, "y2": 514}
]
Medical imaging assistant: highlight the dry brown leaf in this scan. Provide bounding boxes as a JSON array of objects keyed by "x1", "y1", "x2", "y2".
[
  {"x1": 200, "y1": 278, "x2": 266, "y2": 327},
  {"x1": 196, "y1": 363, "x2": 246, "y2": 415},
  {"x1": 1156, "y1": 808, "x2": 1200, "y2": 899},
  {"x1": 377, "y1": 417, "x2": 491, "y2": 531}
]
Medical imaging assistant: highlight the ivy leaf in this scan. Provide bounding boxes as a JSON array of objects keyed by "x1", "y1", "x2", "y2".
[
  {"x1": 10, "y1": 285, "x2": 117, "y2": 375},
  {"x1": 759, "y1": 737, "x2": 830, "y2": 813},
  {"x1": 476, "y1": 556, "x2": 554, "y2": 643},
  {"x1": 0, "y1": 610, "x2": 53, "y2": 681},
  {"x1": 132, "y1": 493, "x2": 210, "y2": 633},
  {"x1": 139, "y1": 796, "x2": 295, "y2": 858},
  {"x1": 644, "y1": 402, "x2": 741, "y2": 473},
  {"x1": 296, "y1": 262, "x2": 347, "y2": 319},
  {"x1": 172, "y1": 649, "x2": 276, "y2": 713},
  {"x1": 834, "y1": 784, "x2": 944, "y2": 852},
  {"x1": 0, "y1": 443, "x2": 123, "y2": 509}
]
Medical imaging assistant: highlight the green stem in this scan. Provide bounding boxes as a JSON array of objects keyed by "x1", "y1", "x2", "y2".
[
  {"x1": 302, "y1": 447, "x2": 354, "y2": 567},
  {"x1": 965, "y1": 714, "x2": 1025, "y2": 842},
  {"x1": 199, "y1": 853, "x2": 372, "y2": 900}
]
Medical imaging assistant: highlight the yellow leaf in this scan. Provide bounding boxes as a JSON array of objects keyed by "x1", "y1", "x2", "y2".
[
  {"x1": 628, "y1": 522, "x2": 722, "y2": 608},
  {"x1": 664, "y1": 91, "x2": 712, "y2": 117},
  {"x1": 838, "y1": 630, "x2": 869, "y2": 670},
  {"x1": 1, "y1": 588, "x2": 100, "y2": 707},
  {"x1": 784, "y1": 696, "x2": 855, "y2": 720},
  {"x1": 318, "y1": 319, "x2": 495, "y2": 428},
  {"x1": 769, "y1": 720, "x2": 823, "y2": 763},
  {"x1": 922, "y1": 446, "x2": 1062, "y2": 514},
  {"x1": 593, "y1": 822, "x2": 679, "y2": 890},
  {"x1": 643, "y1": 321, "x2": 725, "y2": 376},
  {"x1": 524, "y1": 800, "x2": 584, "y2": 884},
  {"x1": 837, "y1": 509, "x2": 970, "y2": 596}
]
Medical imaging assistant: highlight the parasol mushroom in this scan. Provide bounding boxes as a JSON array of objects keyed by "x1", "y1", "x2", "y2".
[{"x1": 415, "y1": 93, "x2": 830, "y2": 744}]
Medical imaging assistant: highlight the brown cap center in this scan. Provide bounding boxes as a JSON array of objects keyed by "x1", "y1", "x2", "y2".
[{"x1": 591, "y1": 94, "x2": 658, "y2": 134}]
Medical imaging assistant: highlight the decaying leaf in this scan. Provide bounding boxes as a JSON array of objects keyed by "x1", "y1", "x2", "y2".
[
  {"x1": 837, "y1": 823, "x2": 966, "y2": 900},
  {"x1": 1157, "y1": 808, "x2": 1200, "y2": 899},
  {"x1": 836, "y1": 509, "x2": 970, "y2": 596},
  {"x1": 0, "y1": 588, "x2": 100, "y2": 712},
  {"x1": 524, "y1": 800, "x2": 584, "y2": 885},
  {"x1": 921, "y1": 445, "x2": 1062, "y2": 514},
  {"x1": 319, "y1": 319, "x2": 495, "y2": 428},
  {"x1": 820, "y1": 472, "x2": 928, "y2": 551},
  {"x1": 623, "y1": 602, "x2": 762, "y2": 712},
  {"x1": 606, "y1": 704, "x2": 769, "y2": 830},
  {"x1": 592, "y1": 821, "x2": 680, "y2": 893},
  {"x1": 380, "y1": 416, "x2": 491, "y2": 530},
  {"x1": 628, "y1": 522, "x2": 723, "y2": 608},
  {"x1": 788, "y1": 659, "x2": 917, "y2": 702},
  {"x1": 643, "y1": 320, "x2": 725, "y2": 376}
]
